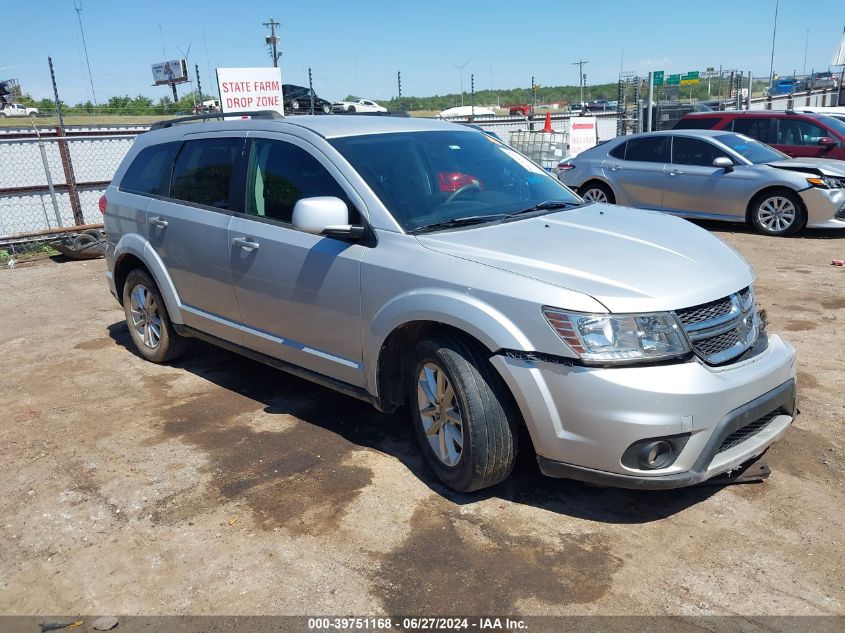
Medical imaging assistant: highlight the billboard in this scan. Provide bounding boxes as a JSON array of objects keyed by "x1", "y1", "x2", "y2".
[
  {"x1": 151, "y1": 59, "x2": 188, "y2": 85},
  {"x1": 216, "y1": 67, "x2": 284, "y2": 115}
]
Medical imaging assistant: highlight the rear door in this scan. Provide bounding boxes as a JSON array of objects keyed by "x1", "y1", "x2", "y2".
[
  {"x1": 228, "y1": 134, "x2": 367, "y2": 386},
  {"x1": 730, "y1": 117, "x2": 777, "y2": 149},
  {"x1": 660, "y1": 136, "x2": 749, "y2": 220},
  {"x1": 774, "y1": 117, "x2": 841, "y2": 159},
  {"x1": 604, "y1": 135, "x2": 669, "y2": 208},
  {"x1": 146, "y1": 134, "x2": 245, "y2": 342}
]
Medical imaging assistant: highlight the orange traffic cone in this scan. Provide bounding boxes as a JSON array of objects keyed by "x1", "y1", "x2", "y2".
[{"x1": 542, "y1": 111, "x2": 554, "y2": 133}]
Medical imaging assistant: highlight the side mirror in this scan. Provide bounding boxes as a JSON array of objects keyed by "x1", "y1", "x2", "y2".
[
  {"x1": 292, "y1": 196, "x2": 365, "y2": 239},
  {"x1": 818, "y1": 136, "x2": 837, "y2": 148},
  {"x1": 713, "y1": 156, "x2": 734, "y2": 172}
]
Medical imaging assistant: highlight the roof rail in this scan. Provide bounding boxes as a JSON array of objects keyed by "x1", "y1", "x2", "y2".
[{"x1": 148, "y1": 110, "x2": 282, "y2": 131}]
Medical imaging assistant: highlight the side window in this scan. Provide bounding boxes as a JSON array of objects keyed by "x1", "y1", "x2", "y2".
[
  {"x1": 120, "y1": 142, "x2": 179, "y2": 196},
  {"x1": 170, "y1": 137, "x2": 242, "y2": 209},
  {"x1": 777, "y1": 119, "x2": 829, "y2": 146},
  {"x1": 624, "y1": 136, "x2": 670, "y2": 162},
  {"x1": 245, "y1": 138, "x2": 352, "y2": 225},
  {"x1": 731, "y1": 118, "x2": 774, "y2": 144},
  {"x1": 608, "y1": 142, "x2": 626, "y2": 159},
  {"x1": 671, "y1": 136, "x2": 732, "y2": 166}
]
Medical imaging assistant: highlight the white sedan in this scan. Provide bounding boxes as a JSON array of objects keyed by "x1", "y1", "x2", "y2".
[{"x1": 332, "y1": 99, "x2": 387, "y2": 113}]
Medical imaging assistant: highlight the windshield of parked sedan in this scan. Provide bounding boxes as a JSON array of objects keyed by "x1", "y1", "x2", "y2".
[
  {"x1": 816, "y1": 115, "x2": 845, "y2": 138},
  {"x1": 330, "y1": 130, "x2": 581, "y2": 232},
  {"x1": 715, "y1": 133, "x2": 788, "y2": 164}
]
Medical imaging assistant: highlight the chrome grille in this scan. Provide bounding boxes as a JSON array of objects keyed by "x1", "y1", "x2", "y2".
[
  {"x1": 676, "y1": 296, "x2": 734, "y2": 327},
  {"x1": 675, "y1": 287, "x2": 759, "y2": 365},
  {"x1": 717, "y1": 412, "x2": 778, "y2": 453}
]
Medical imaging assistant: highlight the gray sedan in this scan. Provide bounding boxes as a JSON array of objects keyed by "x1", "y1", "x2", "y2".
[{"x1": 557, "y1": 130, "x2": 845, "y2": 236}]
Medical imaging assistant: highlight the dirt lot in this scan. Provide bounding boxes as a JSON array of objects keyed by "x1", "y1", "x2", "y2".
[{"x1": 0, "y1": 223, "x2": 843, "y2": 619}]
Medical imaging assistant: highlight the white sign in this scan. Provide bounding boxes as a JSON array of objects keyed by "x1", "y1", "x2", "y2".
[
  {"x1": 216, "y1": 67, "x2": 284, "y2": 115},
  {"x1": 151, "y1": 59, "x2": 187, "y2": 85},
  {"x1": 568, "y1": 116, "x2": 598, "y2": 157}
]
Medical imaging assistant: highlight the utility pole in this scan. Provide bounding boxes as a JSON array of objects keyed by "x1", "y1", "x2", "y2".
[
  {"x1": 195, "y1": 64, "x2": 203, "y2": 109},
  {"x1": 767, "y1": 0, "x2": 779, "y2": 92},
  {"x1": 471, "y1": 73, "x2": 475, "y2": 119},
  {"x1": 447, "y1": 59, "x2": 471, "y2": 107},
  {"x1": 397, "y1": 71, "x2": 402, "y2": 110},
  {"x1": 308, "y1": 67, "x2": 314, "y2": 114},
  {"x1": 572, "y1": 59, "x2": 589, "y2": 106},
  {"x1": 803, "y1": 29, "x2": 809, "y2": 75},
  {"x1": 73, "y1": 0, "x2": 97, "y2": 105},
  {"x1": 263, "y1": 17, "x2": 281, "y2": 67}
]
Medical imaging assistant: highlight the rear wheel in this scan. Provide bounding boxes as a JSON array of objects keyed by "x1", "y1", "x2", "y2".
[
  {"x1": 579, "y1": 181, "x2": 615, "y2": 204},
  {"x1": 407, "y1": 334, "x2": 517, "y2": 492},
  {"x1": 122, "y1": 269, "x2": 187, "y2": 363},
  {"x1": 750, "y1": 189, "x2": 806, "y2": 236}
]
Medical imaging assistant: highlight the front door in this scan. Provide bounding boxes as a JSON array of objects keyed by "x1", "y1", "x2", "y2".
[
  {"x1": 228, "y1": 135, "x2": 366, "y2": 386},
  {"x1": 775, "y1": 118, "x2": 841, "y2": 159},
  {"x1": 146, "y1": 134, "x2": 244, "y2": 342},
  {"x1": 660, "y1": 135, "x2": 749, "y2": 220}
]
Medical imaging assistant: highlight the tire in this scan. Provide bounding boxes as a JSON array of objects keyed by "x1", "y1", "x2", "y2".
[
  {"x1": 0, "y1": 113, "x2": 6, "y2": 118},
  {"x1": 348, "y1": 106, "x2": 356, "y2": 113},
  {"x1": 407, "y1": 333, "x2": 517, "y2": 492},
  {"x1": 322, "y1": 103, "x2": 331, "y2": 114},
  {"x1": 749, "y1": 189, "x2": 806, "y2": 236},
  {"x1": 122, "y1": 269, "x2": 187, "y2": 363},
  {"x1": 579, "y1": 181, "x2": 615, "y2": 204}
]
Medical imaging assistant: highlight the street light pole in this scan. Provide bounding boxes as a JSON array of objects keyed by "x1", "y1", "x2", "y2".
[
  {"x1": 447, "y1": 59, "x2": 472, "y2": 107},
  {"x1": 572, "y1": 59, "x2": 589, "y2": 106}
]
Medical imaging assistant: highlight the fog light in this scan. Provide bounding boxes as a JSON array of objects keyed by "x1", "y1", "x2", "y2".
[{"x1": 621, "y1": 434, "x2": 690, "y2": 471}]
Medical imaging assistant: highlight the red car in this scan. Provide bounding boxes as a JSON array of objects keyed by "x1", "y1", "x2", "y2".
[{"x1": 675, "y1": 111, "x2": 845, "y2": 161}]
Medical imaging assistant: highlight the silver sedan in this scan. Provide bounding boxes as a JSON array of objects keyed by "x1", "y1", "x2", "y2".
[{"x1": 557, "y1": 130, "x2": 845, "y2": 236}]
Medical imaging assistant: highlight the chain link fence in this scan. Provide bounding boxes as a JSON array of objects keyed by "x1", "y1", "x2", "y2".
[{"x1": 0, "y1": 131, "x2": 135, "y2": 239}]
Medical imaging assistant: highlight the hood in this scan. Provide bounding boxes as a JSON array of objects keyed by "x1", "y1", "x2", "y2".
[
  {"x1": 766, "y1": 158, "x2": 845, "y2": 177},
  {"x1": 416, "y1": 204, "x2": 754, "y2": 314}
]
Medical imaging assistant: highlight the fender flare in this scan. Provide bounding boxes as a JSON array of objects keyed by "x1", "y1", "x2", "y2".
[
  {"x1": 113, "y1": 233, "x2": 184, "y2": 324},
  {"x1": 364, "y1": 288, "x2": 534, "y2": 394}
]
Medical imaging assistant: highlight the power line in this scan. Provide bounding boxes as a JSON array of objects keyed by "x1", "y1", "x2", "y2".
[{"x1": 73, "y1": 0, "x2": 97, "y2": 104}]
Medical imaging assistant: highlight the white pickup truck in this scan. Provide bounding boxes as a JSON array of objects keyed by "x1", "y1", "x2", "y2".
[{"x1": 0, "y1": 103, "x2": 39, "y2": 117}]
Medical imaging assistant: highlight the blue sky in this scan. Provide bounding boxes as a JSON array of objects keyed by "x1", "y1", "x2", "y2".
[{"x1": 4, "y1": 0, "x2": 844, "y2": 104}]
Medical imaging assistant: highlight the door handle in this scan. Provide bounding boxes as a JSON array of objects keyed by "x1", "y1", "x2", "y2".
[
  {"x1": 232, "y1": 237, "x2": 260, "y2": 251},
  {"x1": 149, "y1": 216, "x2": 168, "y2": 229},
  {"x1": 609, "y1": 164, "x2": 622, "y2": 171},
  {"x1": 668, "y1": 169, "x2": 684, "y2": 176}
]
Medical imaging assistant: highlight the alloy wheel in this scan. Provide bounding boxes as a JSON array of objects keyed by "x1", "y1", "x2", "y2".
[
  {"x1": 757, "y1": 196, "x2": 797, "y2": 233},
  {"x1": 582, "y1": 187, "x2": 608, "y2": 203},
  {"x1": 129, "y1": 284, "x2": 162, "y2": 349},
  {"x1": 417, "y1": 362, "x2": 464, "y2": 467}
]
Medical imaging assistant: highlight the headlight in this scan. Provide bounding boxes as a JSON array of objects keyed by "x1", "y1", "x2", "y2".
[
  {"x1": 806, "y1": 175, "x2": 845, "y2": 189},
  {"x1": 542, "y1": 308, "x2": 690, "y2": 364}
]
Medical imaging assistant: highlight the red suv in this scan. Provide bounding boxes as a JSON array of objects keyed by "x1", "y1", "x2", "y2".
[{"x1": 675, "y1": 111, "x2": 845, "y2": 161}]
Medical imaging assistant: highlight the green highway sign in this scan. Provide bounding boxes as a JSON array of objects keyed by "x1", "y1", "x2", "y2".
[
  {"x1": 653, "y1": 71, "x2": 664, "y2": 86},
  {"x1": 667, "y1": 74, "x2": 681, "y2": 85},
  {"x1": 681, "y1": 71, "x2": 700, "y2": 85}
]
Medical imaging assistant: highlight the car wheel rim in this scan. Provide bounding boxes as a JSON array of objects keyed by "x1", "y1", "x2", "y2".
[
  {"x1": 129, "y1": 284, "x2": 162, "y2": 350},
  {"x1": 417, "y1": 362, "x2": 463, "y2": 467},
  {"x1": 758, "y1": 196, "x2": 796, "y2": 232},
  {"x1": 583, "y1": 188, "x2": 607, "y2": 203}
]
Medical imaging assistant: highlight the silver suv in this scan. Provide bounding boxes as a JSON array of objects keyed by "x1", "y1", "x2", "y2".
[{"x1": 104, "y1": 113, "x2": 797, "y2": 492}]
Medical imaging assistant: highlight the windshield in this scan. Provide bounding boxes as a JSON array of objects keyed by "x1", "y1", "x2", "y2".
[
  {"x1": 330, "y1": 130, "x2": 581, "y2": 232},
  {"x1": 715, "y1": 133, "x2": 789, "y2": 164},
  {"x1": 816, "y1": 115, "x2": 845, "y2": 138}
]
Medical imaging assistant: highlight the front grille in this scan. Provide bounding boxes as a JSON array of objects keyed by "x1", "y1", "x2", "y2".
[
  {"x1": 675, "y1": 287, "x2": 758, "y2": 365},
  {"x1": 676, "y1": 296, "x2": 734, "y2": 327},
  {"x1": 717, "y1": 412, "x2": 778, "y2": 453},
  {"x1": 693, "y1": 328, "x2": 741, "y2": 358}
]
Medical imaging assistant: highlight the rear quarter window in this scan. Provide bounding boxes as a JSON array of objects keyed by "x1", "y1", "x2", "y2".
[
  {"x1": 608, "y1": 142, "x2": 626, "y2": 159},
  {"x1": 120, "y1": 142, "x2": 180, "y2": 196},
  {"x1": 674, "y1": 117, "x2": 721, "y2": 130}
]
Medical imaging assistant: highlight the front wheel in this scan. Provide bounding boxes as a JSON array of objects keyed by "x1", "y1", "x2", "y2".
[
  {"x1": 750, "y1": 189, "x2": 806, "y2": 236},
  {"x1": 408, "y1": 334, "x2": 517, "y2": 492},
  {"x1": 122, "y1": 269, "x2": 187, "y2": 363}
]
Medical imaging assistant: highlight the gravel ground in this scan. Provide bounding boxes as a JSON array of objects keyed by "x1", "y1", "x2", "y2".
[{"x1": 0, "y1": 223, "x2": 843, "y2": 619}]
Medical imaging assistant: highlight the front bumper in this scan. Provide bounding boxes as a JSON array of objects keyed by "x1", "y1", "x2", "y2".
[
  {"x1": 798, "y1": 187, "x2": 845, "y2": 228},
  {"x1": 491, "y1": 334, "x2": 797, "y2": 489}
]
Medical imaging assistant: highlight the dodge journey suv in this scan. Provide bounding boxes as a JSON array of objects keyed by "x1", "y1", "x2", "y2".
[{"x1": 103, "y1": 112, "x2": 797, "y2": 492}]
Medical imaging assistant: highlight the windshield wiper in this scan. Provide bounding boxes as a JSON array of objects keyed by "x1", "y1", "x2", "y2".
[
  {"x1": 502, "y1": 200, "x2": 581, "y2": 221},
  {"x1": 409, "y1": 215, "x2": 506, "y2": 234}
]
